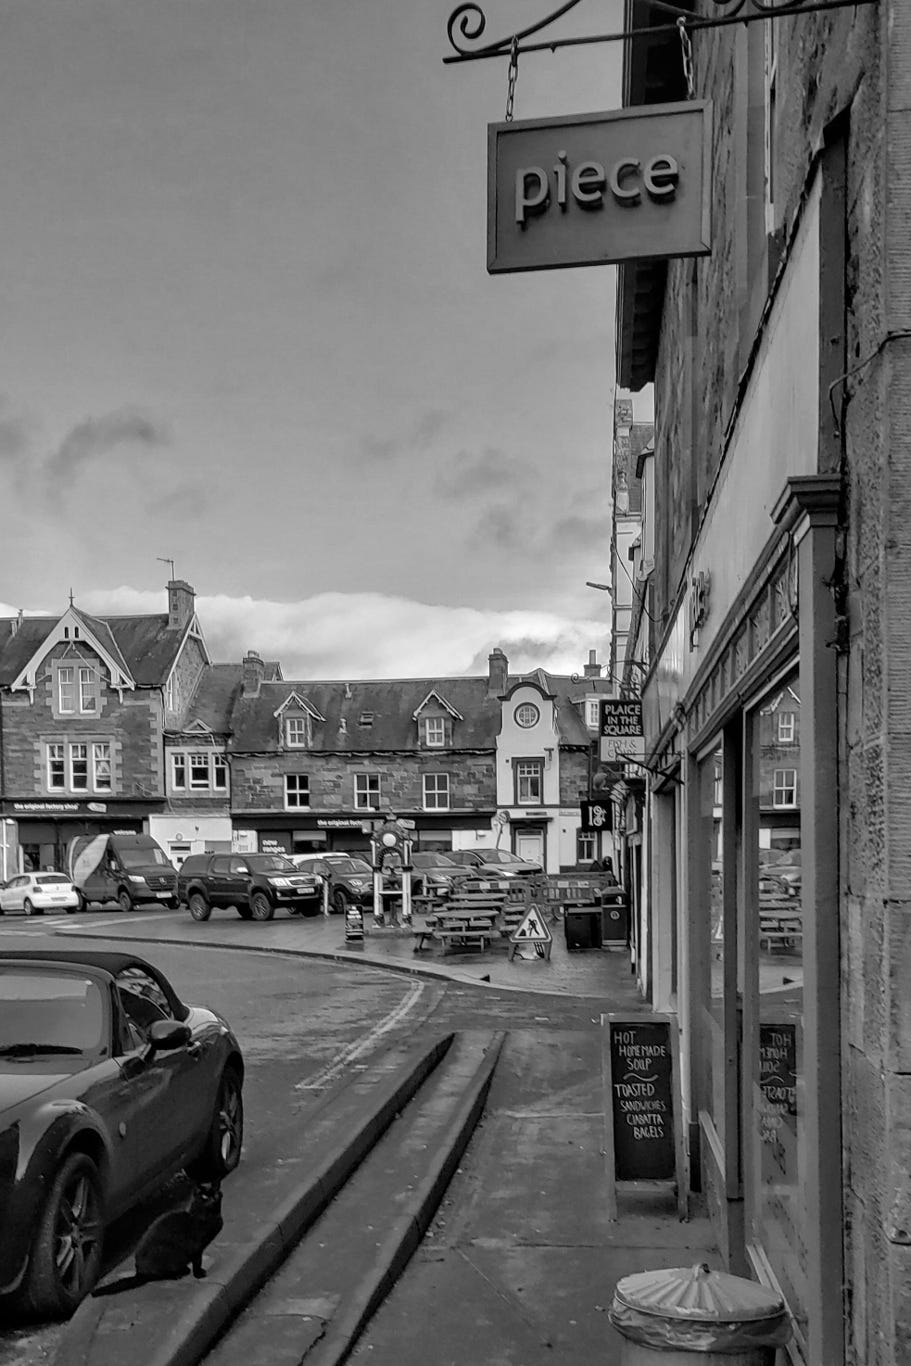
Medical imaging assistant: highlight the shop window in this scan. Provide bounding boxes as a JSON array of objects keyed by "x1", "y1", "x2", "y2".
[
  {"x1": 699, "y1": 742, "x2": 726, "y2": 1144},
  {"x1": 515, "y1": 760, "x2": 543, "y2": 805},
  {"x1": 423, "y1": 773, "x2": 450, "y2": 810},
  {"x1": 749, "y1": 668, "x2": 806, "y2": 1340}
]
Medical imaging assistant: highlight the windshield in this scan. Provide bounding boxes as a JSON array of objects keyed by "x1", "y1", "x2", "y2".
[
  {"x1": 412, "y1": 853, "x2": 457, "y2": 868},
  {"x1": 0, "y1": 970, "x2": 106, "y2": 1057},
  {"x1": 328, "y1": 858, "x2": 371, "y2": 875},
  {"x1": 119, "y1": 846, "x2": 170, "y2": 868},
  {"x1": 248, "y1": 855, "x2": 298, "y2": 873}
]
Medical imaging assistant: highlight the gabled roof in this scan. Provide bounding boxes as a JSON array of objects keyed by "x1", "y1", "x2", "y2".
[
  {"x1": 5, "y1": 606, "x2": 136, "y2": 693},
  {"x1": 412, "y1": 689, "x2": 463, "y2": 722},
  {"x1": 0, "y1": 605, "x2": 206, "y2": 693},
  {"x1": 274, "y1": 691, "x2": 326, "y2": 723}
]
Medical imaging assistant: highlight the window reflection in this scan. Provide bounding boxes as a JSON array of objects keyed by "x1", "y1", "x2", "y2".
[
  {"x1": 751, "y1": 670, "x2": 806, "y2": 1340},
  {"x1": 702, "y1": 742, "x2": 725, "y2": 1141}
]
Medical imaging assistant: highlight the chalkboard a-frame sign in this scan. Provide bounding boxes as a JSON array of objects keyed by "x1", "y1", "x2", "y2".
[{"x1": 602, "y1": 1014, "x2": 687, "y2": 1219}]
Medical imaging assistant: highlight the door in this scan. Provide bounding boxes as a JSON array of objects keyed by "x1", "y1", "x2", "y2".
[{"x1": 515, "y1": 830, "x2": 544, "y2": 864}]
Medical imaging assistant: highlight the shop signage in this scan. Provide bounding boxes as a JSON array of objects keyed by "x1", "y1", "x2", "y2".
[
  {"x1": 316, "y1": 818, "x2": 368, "y2": 829},
  {"x1": 759, "y1": 1023, "x2": 798, "y2": 1157},
  {"x1": 11, "y1": 800, "x2": 105, "y2": 814},
  {"x1": 580, "y1": 800, "x2": 612, "y2": 833},
  {"x1": 600, "y1": 700, "x2": 645, "y2": 764},
  {"x1": 488, "y1": 101, "x2": 712, "y2": 274},
  {"x1": 603, "y1": 1015, "x2": 686, "y2": 1217}
]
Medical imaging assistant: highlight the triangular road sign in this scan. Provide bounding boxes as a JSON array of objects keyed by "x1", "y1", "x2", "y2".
[{"x1": 510, "y1": 903, "x2": 552, "y2": 944}]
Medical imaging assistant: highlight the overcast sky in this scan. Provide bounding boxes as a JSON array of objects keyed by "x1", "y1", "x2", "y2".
[{"x1": 0, "y1": 0, "x2": 645, "y2": 679}]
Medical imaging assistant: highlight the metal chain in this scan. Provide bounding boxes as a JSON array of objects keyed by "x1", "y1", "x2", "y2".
[
  {"x1": 677, "y1": 18, "x2": 695, "y2": 100},
  {"x1": 505, "y1": 36, "x2": 519, "y2": 121}
]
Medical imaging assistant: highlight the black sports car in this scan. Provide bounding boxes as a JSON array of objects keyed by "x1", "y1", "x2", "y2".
[{"x1": 0, "y1": 949, "x2": 244, "y2": 1319}]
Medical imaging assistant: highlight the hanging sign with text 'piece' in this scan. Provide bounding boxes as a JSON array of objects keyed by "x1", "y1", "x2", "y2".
[{"x1": 488, "y1": 101, "x2": 712, "y2": 274}]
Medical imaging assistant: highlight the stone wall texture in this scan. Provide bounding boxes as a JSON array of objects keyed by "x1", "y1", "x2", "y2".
[{"x1": 645, "y1": 4, "x2": 910, "y2": 1360}]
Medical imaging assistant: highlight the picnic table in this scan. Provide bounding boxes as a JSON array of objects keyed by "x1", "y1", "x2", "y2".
[
  {"x1": 413, "y1": 880, "x2": 508, "y2": 954},
  {"x1": 759, "y1": 897, "x2": 803, "y2": 953}
]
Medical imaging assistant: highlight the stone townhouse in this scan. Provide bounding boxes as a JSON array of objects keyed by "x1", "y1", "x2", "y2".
[
  {"x1": 218, "y1": 647, "x2": 614, "y2": 873},
  {"x1": 0, "y1": 580, "x2": 207, "y2": 879},
  {"x1": 614, "y1": 2, "x2": 910, "y2": 1362}
]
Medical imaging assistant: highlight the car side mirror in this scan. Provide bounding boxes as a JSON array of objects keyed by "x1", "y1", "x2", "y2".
[{"x1": 148, "y1": 1019, "x2": 192, "y2": 1053}]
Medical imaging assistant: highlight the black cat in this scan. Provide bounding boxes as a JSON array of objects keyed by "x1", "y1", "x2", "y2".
[{"x1": 93, "y1": 1181, "x2": 223, "y2": 1295}]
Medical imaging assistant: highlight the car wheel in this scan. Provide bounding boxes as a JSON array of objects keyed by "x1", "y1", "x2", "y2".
[
  {"x1": 188, "y1": 892, "x2": 211, "y2": 922},
  {"x1": 236, "y1": 905, "x2": 254, "y2": 920},
  {"x1": 188, "y1": 1067, "x2": 244, "y2": 1180},
  {"x1": 23, "y1": 898, "x2": 43, "y2": 917},
  {"x1": 331, "y1": 888, "x2": 349, "y2": 916},
  {"x1": 23, "y1": 1152, "x2": 105, "y2": 1319},
  {"x1": 250, "y1": 891, "x2": 274, "y2": 921},
  {"x1": 117, "y1": 890, "x2": 133, "y2": 914},
  {"x1": 74, "y1": 893, "x2": 88, "y2": 912}
]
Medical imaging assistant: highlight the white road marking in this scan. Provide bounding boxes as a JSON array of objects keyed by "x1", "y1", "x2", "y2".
[{"x1": 295, "y1": 978, "x2": 426, "y2": 1091}]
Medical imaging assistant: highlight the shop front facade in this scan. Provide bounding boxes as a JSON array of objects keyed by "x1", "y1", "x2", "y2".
[{"x1": 616, "y1": 4, "x2": 907, "y2": 1361}]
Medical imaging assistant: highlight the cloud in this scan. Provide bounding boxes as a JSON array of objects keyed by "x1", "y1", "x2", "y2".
[
  {"x1": 435, "y1": 445, "x2": 523, "y2": 499},
  {"x1": 357, "y1": 409, "x2": 450, "y2": 464},
  {"x1": 74, "y1": 586, "x2": 607, "y2": 680},
  {"x1": 45, "y1": 408, "x2": 171, "y2": 488}
]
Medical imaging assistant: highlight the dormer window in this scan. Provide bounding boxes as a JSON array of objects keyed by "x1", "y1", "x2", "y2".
[
  {"x1": 424, "y1": 717, "x2": 446, "y2": 747},
  {"x1": 285, "y1": 716, "x2": 309, "y2": 748},
  {"x1": 585, "y1": 698, "x2": 600, "y2": 730}
]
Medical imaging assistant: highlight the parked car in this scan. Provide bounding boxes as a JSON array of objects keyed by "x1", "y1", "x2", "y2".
[
  {"x1": 0, "y1": 948, "x2": 244, "y2": 1319},
  {"x1": 0, "y1": 872, "x2": 79, "y2": 917},
  {"x1": 406, "y1": 851, "x2": 470, "y2": 899},
  {"x1": 67, "y1": 833, "x2": 178, "y2": 912},
  {"x1": 178, "y1": 853, "x2": 322, "y2": 921},
  {"x1": 446, "y1": 848, "x2": 543, "y2": 878},
  {"x1": 287, "y1": 853, "x2": 374, "y2": 915}
]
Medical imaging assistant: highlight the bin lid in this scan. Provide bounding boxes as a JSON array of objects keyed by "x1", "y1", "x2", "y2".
[{"x1": 613, "y1": 1263, "x2": 786, "y2": 1322}]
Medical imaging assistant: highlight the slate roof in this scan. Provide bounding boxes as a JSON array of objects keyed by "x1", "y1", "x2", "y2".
[
  {"x1": 0, "y1": 619, "x2": 56, "y2": 685},
  {"x1": 225, "y1": 670, "x2": 602, "y2": 753},
  {"x1": 0, "y1": 611, "x2": 189, "y2": 688},
  {"x1": 179, "y1": 664, "x2": 243, "y2": 734}
]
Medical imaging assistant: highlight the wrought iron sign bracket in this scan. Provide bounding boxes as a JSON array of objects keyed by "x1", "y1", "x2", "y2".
[{"x1": 444, "y1": 0, "x2": 879, "y2": 65}]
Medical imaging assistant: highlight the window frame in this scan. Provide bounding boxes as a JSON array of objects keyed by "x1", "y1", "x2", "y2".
[
  {"x1": 92, "y1": 742, "x2": 112, "y2": 792},
  {"x1": 514, "y1": 758, "x2": 543, "y2": 805},
  {"x1": 422, "y1": 772, "x2": 450, "y2": 811},
  {"x1": 354, "y1": 773, "x2": 382, "y2": 811},
  {"x1": 424, "y1": 717, "x2": 446, "y2": 748},
  {"x1": 285, "y1": 716, "x2": 309, "y2": 749},
  {"x1": 285, "y1": 773, "x2": 311, "y2": 810},
  {"x1": 772, "y1": 767, "x2": 798, "y2": 807}
]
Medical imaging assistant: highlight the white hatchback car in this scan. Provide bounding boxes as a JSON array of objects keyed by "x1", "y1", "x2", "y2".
[{"x1": 0, "y1": 872, "x2": 80, "y2": 916}]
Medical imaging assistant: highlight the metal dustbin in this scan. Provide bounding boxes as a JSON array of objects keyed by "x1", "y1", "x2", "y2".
[
  {"x1": 609, "y1": 1263, "x2": 791, "y2": 1365},
  {"x1": 601, "y1": 889, "x2": 630, "y2": 945}
]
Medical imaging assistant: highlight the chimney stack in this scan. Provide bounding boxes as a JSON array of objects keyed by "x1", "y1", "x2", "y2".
[
  {"x1": 167, "y1": 579, "x2": 195, "y2": 632},
  {"x1": 487, "y1": 647, "x2": 509, "y2": 698},
  {"x1": 584, "y1": 649, "x2": 601, "y2": 679},
  {"x1": 242, "y1": 650, "x2": 265, "y2": 698}
]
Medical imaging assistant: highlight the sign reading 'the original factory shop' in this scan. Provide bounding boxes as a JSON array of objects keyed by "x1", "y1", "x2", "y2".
[{"x1": 488, "y1": 101, "x2": 712, "y2": 274}]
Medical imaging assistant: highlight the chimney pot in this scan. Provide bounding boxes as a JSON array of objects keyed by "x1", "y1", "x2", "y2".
[{"x1": 242, "y1": 650, "x2": 265, "y2": 698}]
